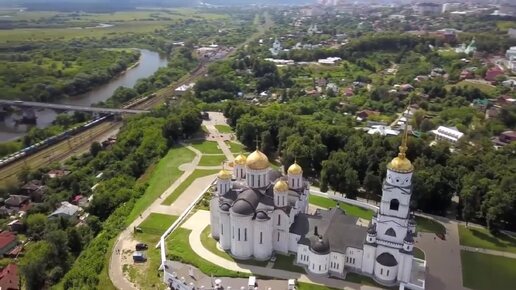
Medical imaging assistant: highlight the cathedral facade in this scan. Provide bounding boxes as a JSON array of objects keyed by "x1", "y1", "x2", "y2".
[{"x1": 209, "y1": 134, "x2": 418, "y2": 286}]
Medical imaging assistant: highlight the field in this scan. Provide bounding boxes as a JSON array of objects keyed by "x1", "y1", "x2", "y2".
[
  {"x1": 272, "y1": 254, "x2": 305, "y2": 273},
  {"x1": 189, "y1": 140, "x2": 223, "y2": 154},
  {"x1": 308, "y1": 195, "x2": 375, "y2": 220},
  {"x1": 445, "y1": 80, "x2": 497, "y2": 96},
  {"x1": 458, "y1": 225, "x2": 516, "y2": 254},
  {"x1": 126, "y1": 146, "x2": 196, "y2": 223},
  {"x1": 214, "y1": 124, "x2": 233, "y2": 133},
  {"x1": 461, "y1": 251, "x2": 516, "y2": 290},
  {"x1": 198, "y1": 154, "x2": 228, "y2": 166},
  {"x1": 137, "y1": 213, "x2": 178, "y2": 236},
  {"x1": 161, "y1": 169, "x2": 219, "y2": 205},
  {"x1": 166, "y1": 228, "x2": 247, "y2": 277},
  {"x1": 415, "y1": 216, "x2": 446, "y2": 236}
]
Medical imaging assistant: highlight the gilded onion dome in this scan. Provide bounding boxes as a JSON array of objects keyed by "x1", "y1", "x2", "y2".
[
  {"x1": 217, "y1": 169, "x2": 232, "y2": 180},
  {"x1": 288, "y1": 162, "x2": 303, "y2": 175},
  {"x1": 246, "y1": 149, "x2": 269, "y2": 170},
  {"x1": 274, "y1": 179, "x2": 289, "y2": 192},
  {"x1": 234, "y1": 153, "x2": 247, "y2": 165},
  {"x1": 388, "y1": 122, "x2": 413, "y2": 173}
]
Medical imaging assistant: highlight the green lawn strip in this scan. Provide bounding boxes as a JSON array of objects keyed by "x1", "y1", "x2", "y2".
[
  {"x1": 166, "y1": 228, "x2": 248, "y2": 277},
  {"x1": 138, "y1": 213, "x2": 179, "y2": 236},
  {"x1": 413, "y1": 247, "x2": 425, "y2": 260},
  {"x1": 126, "y1": 146, "x2": 195, "y2": 223},
  {"x1": 227, "y1": 141, "x2": 247, "y2": 153},
  {"x1": 308, "y1": 195, "x2": 375, "y2": 220},
  {"x1": 272, "y1": 254, "x2": 305, "y2": 273},
  {"x1": 200, "y1": 225, "x2": 269, "y2": 267},
  {"x1": 198, "y1": 154, "x2": 228, "y2": 166},
  {"x1": 215, "y1": 124, "x2": 233, "y2": 133},
  {"x1": 458, "y1": 225, "x2": 516, "y2": 254},
  {"x1": 162, "y1": 170, "x2": 219, "y2": 205},
  {"x1": 445, "y1": 80, "x2": 496, "y2": 96},
  {"x1": 461, "y1": 250, "x2": 516, "y2": 290},
  {"x1": 415, "y1": 216, "x2": 446, "y2": 236},
  {"x1": 190, "y1": 140, "x2": 223, "y2": 154}
]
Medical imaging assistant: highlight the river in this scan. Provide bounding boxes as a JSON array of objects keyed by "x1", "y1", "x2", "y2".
[{"x1": 0, "y1": 49, "x2": 168, "y2": 142}]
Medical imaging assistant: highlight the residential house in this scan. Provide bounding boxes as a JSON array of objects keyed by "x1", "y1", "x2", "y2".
[
  {"x1": 0, "y1": 232, "x2": 17, "y2": 256},
  {"x1": 472, "y1": 99, "x2": 489, "y2": 111},
  {"x1": 459, "y1": 69, "x2": 474, "y2": 80},
  {"x1": 356, "y1": 110, "x2": 380, "y2": 121},
  {"x1": 7, "y1": 220, "x2": 23, "y2": 233},
  {"x1": 431, "y1": 126, "x2": 464, "y2": 144},
  {"x1": 4, "y1": 195, "x2": 30, "y2": 212},
  {"x1": 0, "y1": 264, "x2": 20, "y2": 290},
  {"x1": 367, "y1": 125, "x2": 400, "y2": 136},
  {"x1": 48, "y1": 201, "x2": 80, "y2": 222},
  {"x1": 344, "y1": 87, "x2": 354, "y2": 96},
  {"x1": 400, "y1": 84, "x2": 414, "y2": 92},
  {"x1": 484, "y1": 67, "x2": 504, "y2": 82},
  {"x1": 20, "y1": 180, "x2": 46, "y2": 202},
  {"x1": 498, "y1": 131, "x2": 516, "y2": 145},
  {"x1": 496, "y1": 95, "x2": 516, "y2": 107},
  {"x1": 47, "y1": 169, "x2": 71, "y2": 179},
  {"x1": 509, "y1": 29, "x2": 516, "y2": 39}
]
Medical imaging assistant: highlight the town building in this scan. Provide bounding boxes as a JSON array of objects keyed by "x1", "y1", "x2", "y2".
[
  {"x1": 415, "y1": 3, "x2": 442, "y2": 16},
  {"x1": 210, "y1": 133, "x2": 425, "y2": 289},
  {"x1": 269, "y1": 39, "x2": 283, "y2": 56},
  {"x1": 431, "y1": 126, "x2": 464, "y2": 144},
  {"x1": 508, "y1": 28, "x2": 516, "y2": 39},
  {"x1": 0, "y1": 263, "x2": 20, "y2": 290},
  {"x1": 20, "y1": 180, "x2": 46, "y2": 202},
  {"x1": 4, "y1": 195, "x2": 30, "y2": 212},
  {"x1": 48, "y1": 201, "x2": 81, "y2": 221},
  {"x1": 0, "y1": 232, "x2": 17, "y2": 256}
]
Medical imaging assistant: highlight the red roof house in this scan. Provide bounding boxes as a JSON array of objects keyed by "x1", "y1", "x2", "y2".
[
  {"x1": 484, "y1": 67, "x2": 504, "y2": 82},
  {"x1": 0, "y1": 264, "x2": 20, "y2": 290},
  {"x1": 0, "y1": 232, "x2": 17, "y2": 256}
]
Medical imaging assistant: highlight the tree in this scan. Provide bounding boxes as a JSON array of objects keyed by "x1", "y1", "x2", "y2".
[
  {"x1": 363, "y1": 172, "x2": 382, "y2": 200},
  {"x1": 90, "y1": 142, "x2": 102, "y2": 157},
  {"x1": 20, "y1": 241, "x2": 52, "y2": 290},
  {"x1": 26, "y1": 213, "x2": 48, "y2": 240},
  {"x1": 162, "y1": 116, "x2": 183, "y2": 145}
]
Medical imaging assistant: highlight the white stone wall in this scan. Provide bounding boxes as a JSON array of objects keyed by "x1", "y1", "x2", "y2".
[
  {"x1": 219, "y1": 210, "x2": 231, "y2": 250},
  {"x1": 398, "y1": 253, "x2": 413, "y2": 283},
  {"x1": 376, "y1": 216, "x2": 409, "y2": 245},
  {"x1": 297, "y1": 245, "x2": 310, "y2": 265},
  {"x1": 234, "y1": 164, "x2": 245, "y2": 180},
  {"x1": 288, "y1": 173, "x2": 303, "y2": 190},
  {"x1": 289, "y1": 233, "x2": 300, "y2": 252},
  {"x1": 361, "y1": 244, "x2": 376, "y2": 274},
  {"x1": 210, "y1": 198, "x2": 220, "y2": 238},
  {"x1": 329, "y1": 252, "x2": 345, "y2": 275},
  {"x1": 274, "y1": 191, "x2": 288, "y2": 207},
  {"x1": 246, "y1": 167, "x2": 269, "y2": 188},
  {"x1": 230, "y1": 212, "x2": 254, "y2": 259},
  {"x1": 308, "y1": 251, "x2": 329, "y2": 274},
  {"x1": 374, "y1": 261, "x2": 398, "y2": 282},
  {"x1": 217, "y1": 178, "x2": 231, "y2": 195},
  {"x1": 253, "y1": 218, "x2": 273, "y2": 260},
  {"x1": 345, "y1": 247, "x2": 363, "y2": 270}
]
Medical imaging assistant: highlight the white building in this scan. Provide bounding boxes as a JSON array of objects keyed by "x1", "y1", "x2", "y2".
[
  {"x1": 210, "y1": 136, "x2": 425, "y2": 289},
  {"x1": 508, "y1": 28, "x2": 516, "y2": 39},
  {"x1": 442, "y1": 3, "x2": 462, "y2": 13},
  {"x1": 318, "y1": 57, "x2": 342, "y2": 65},
  {"x1": 269, "y1": 39, "x2": 283, "y2": 56},
  {"x1": 367, "y1": 125, "x2": 400, "y2": 136},
  {"x1": 431, "y1": 126, "x2": 464, "y2": 144}
]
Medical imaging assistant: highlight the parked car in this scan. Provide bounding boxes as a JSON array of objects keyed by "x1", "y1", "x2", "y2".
[
  {"x1": 135, "y1": 243, "x2": 148, "y2": 250},
  {"x1": 133, "y1": 251, "x2": 147, "y2": 262}
]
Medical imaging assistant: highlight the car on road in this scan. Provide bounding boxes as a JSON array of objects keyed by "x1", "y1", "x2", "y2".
[
  {"x1": 14, "y1": 100, "x2": 23, "y2": 104},
  {"x1": 135, "y1": 243, "x2": 148, "y2": 250}
]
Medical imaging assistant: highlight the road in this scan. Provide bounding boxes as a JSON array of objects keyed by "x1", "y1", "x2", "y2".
[{"x1": 0, "y1": 99, "x2": 149, "y2": 114}]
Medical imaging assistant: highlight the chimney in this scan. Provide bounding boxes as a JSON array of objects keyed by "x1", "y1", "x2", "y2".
[{"x1": 314, "y1": 226, "x2": 318, "y2": 236}]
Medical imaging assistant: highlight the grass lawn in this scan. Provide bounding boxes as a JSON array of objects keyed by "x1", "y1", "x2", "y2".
[
  {"x1": 413, "y1": 247, "x2": 425, "y2": 260},
  {"x1": 126, "y1": 146, "x2": 195, "y2": 223},
  {"x1": 215, "y1": 124, "x2": 233, "y2": 133},
  {"x1": 298, "y1": 282, "x2": 340, "y2": 290},
  {"x1": 458, "y1": 225, "x2": 516, "y2": 254},
  {"x1": 138, "y1": 213, "x2": 178, "y2": 236},
  {"x1": 190, "y1": 140, "x2": 223, "y2": 154},
  {"x1": 198, "y1": 154, "x2": 228, "y2": 166},
  {"x1": 461, "y1": 250, "x2": 516, "y2": 290},
  {"x1": 166, "y1": 228, "x2": 247, "y2": 277},
  {"x1": 308, "y1": 195, "x2": 375, "y2": 220},
  {"x1": 446, "y1": 80, "x2": 497, "y2": 96},
  {"x1": 200, "y1": 225, "x2": 268, "y2": 267},
  {"x1": 273, "y1": 254, "x2": 305, "y2": 273},
  {"x1": 161, "y1": 169, "x2": 219, "y2": 205},
  {"x1": 228, "y1": 141, "x2": 247, "y2": 153},
  {"x1": 416, "y1": 216, "x2": 446, "y2": 236}
]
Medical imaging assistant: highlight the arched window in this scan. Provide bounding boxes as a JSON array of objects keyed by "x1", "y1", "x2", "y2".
[
  {"x1": 385, "y1": 228, "x2": 396, "y2": 237},
  {"x1": 390, "y1": 199, "x2": 400, "y2": 211}
]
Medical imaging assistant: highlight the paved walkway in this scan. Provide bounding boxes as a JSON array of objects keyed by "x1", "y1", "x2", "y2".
[
  {"x1": 182, "y1": 210, "x2": 382, "y2": 290},
  {"x1": 461, "y1": 246, "x2": 516, "y2": 259}
]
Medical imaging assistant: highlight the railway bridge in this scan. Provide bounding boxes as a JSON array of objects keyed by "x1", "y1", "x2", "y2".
[{"x1": 0, "y1": 100, "x2": 150, "y2": 115}]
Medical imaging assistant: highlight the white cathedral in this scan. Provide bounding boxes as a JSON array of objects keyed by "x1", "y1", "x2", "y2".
[{"x1": 210, "y1": 135, "x2": 420, "y2": 287}]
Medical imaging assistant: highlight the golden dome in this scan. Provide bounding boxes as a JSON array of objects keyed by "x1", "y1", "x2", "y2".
[
  {"x1": 274, "y1": 180, "x2": 289, "y2": 192},
  {"x1": 288, "y1": 162, "x2": 303, "y2": 175},
  {"x1": 246, "y1": 149, "x2": 269, "y2": 170},
  {"x1": 388, "y1": 155, "x2": 413, "y2": 172},
  {"x1": 235, "y1": 153, "x2": 247, "y2": 165},
  {"x1": 218, "y1": 169, "x2": 232, "y2": 180}
]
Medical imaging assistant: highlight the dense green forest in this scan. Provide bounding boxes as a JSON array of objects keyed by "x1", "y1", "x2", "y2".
[{"x1": 0, "y1": 47, "x2": 139, "y2": 101}]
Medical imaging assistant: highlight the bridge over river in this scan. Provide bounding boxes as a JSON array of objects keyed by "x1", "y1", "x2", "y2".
[{"x1": 0, "y1": 100, "x2": 150, "y2": 114}]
